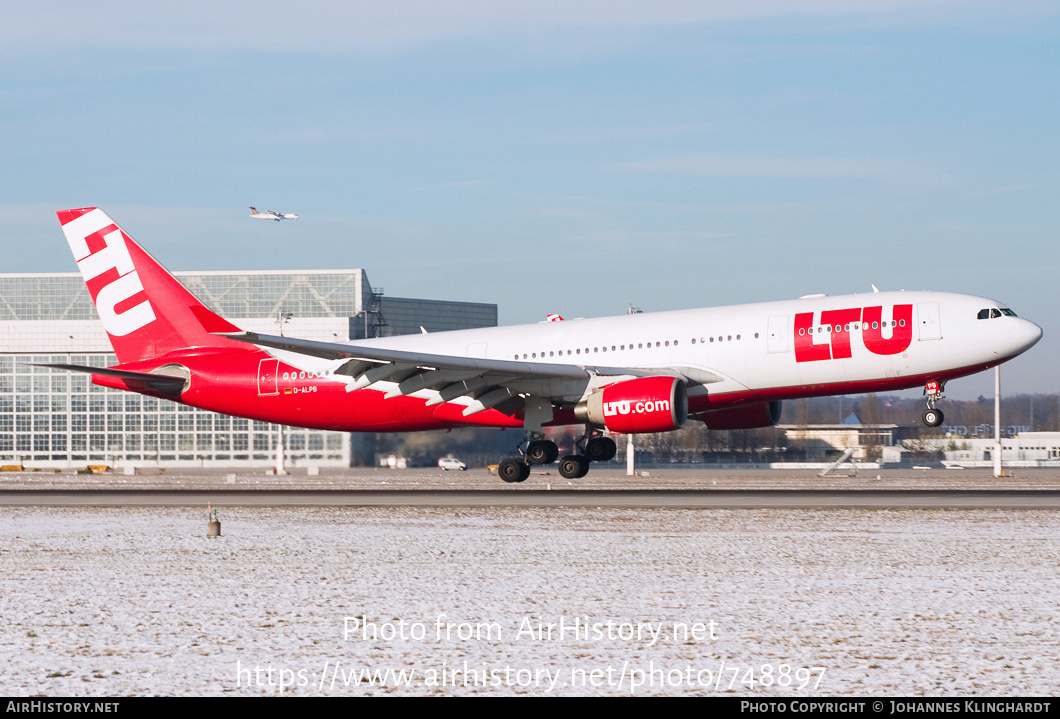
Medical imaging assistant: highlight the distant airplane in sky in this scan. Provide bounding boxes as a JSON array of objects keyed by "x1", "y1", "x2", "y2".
[
  {"x1": 50, "y1": 207, "x2": 1043, "y2": 484},
  {"x1": 249, "y1": 207, "x2": 298, "y2": 221}
]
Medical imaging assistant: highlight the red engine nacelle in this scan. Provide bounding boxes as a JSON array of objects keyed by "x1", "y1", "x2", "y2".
[
  {"x1": 575, "y1": 376, "x2": 688, "y2": 433},
  {"x1": 696, "y1": 401, "x2": 782, "y2": 430}
]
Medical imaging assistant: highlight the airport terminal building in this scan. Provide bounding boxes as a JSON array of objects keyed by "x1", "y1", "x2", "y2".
[{"x1": 0, "y1": 270, "x2": 496, "y2": 470}]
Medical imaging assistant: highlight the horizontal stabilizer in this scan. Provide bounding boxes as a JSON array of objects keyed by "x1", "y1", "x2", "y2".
[{"x1": 35, "y1": 363, "x2": 187, "y2": 397}]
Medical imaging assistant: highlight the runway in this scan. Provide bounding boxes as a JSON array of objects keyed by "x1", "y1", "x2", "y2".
[
  {"x1": 3, "y1": 488, "x2": 1059, "y2": 508},
  {"x1": 4, "y1": 468, "x2": 1060, "y2": 695}
]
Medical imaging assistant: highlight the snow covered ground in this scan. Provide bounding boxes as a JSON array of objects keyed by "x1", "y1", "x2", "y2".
[{"x1": 1, "y1": 505, "x2": 1057, "y2": 696}]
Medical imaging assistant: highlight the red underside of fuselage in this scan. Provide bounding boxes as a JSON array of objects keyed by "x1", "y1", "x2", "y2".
[
  {"x1": 93, "y1": 348, "x2": 1008, "y2": 433},
  {"x1": 688, "y1": 356, "x2": 1010, "y2": 416}
]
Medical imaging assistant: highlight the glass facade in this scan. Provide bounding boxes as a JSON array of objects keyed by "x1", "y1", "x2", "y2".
[
  {"x1": 0, "y1": 270, "x2": 497, "y2": 469},
  {"x1": 0, "y1": 276, "x2": 96, "y2": 321},
  {"x1": 180, "y1": 271, "x2": 368, "y2": 319},
  {"x1": 0, "y1": 271, "x2": 369, "y2": 321},
  {"x1": 380, "y1": 297, "x2": 497, "y2": 336},
  {"x1": 0, "y1": 354, "x2": 348, "y2": 468}
]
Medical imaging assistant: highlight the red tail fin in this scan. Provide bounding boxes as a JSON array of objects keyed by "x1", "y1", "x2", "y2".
[{"x1": 57, "y1": 207, "x2": 243, "y2": 364}]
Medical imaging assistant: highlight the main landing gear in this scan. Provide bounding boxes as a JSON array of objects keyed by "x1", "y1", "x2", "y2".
[
  {"x1": 497, "y1": 457, "x2": 533, "y2": 483},
  {"x1": 922, "y1": 380, "x2": 945, "y2": 427},
  {"x1": 496, "y1": 428, "x2": 617, "y2": 483},
  {"x1": 497, "y1": 432, "x2": 559, "y2": 484},
  {"x1": 556, "y1": 427, "x2": 617, "y2": 480}
]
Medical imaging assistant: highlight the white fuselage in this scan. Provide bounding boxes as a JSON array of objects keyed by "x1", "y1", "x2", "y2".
[{"x1": 319, "y1": 290, "x2": 1040, "y2": 413}]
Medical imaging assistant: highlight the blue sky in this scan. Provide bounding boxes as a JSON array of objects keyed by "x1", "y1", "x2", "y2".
[{"x1": 2, "y1": 1, "x2": 1057, "y2": 399}]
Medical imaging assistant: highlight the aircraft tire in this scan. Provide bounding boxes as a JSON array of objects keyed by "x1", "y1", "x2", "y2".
[
  {"x1": 922, "y1": 408, "x2": 944, "y2": 427},
  {"x1": 575, "y1": 458, "x2": 590, "y2": 478},
  {"x1": 558, "y1": 455, "x2": 589, "y2": 479},
  {"x1": 526, "y1": 440, "x2": 558, "y2": 465},
  {"x1": 586, "y1": 437, "x2": 617, "y2": 462},
  {"x1": 498, "y1": 458, "x2": 530, "y2": 483}
]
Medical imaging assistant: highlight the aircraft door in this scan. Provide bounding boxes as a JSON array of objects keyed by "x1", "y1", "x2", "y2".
[
  {"x1": 767, "y1": 315, "x2": 790, "y2": 353},
  {"x1": 257, "y1": 358, "x2": 280, "y2": 396},
  {"x1": 918, "y1": 302, "x2": 942, "y2": 341}
]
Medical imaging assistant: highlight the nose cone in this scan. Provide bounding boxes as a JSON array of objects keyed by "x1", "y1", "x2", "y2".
[
  {"x1": 1002, "y1": 318, "x2": 1043, "y2": 358},
  {"x1": 1019, "y1": 318, "x2": 1043, "y2": 349}
]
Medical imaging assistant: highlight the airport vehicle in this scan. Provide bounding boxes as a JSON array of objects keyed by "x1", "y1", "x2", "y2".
[
  {"x1": 50, "y1": 208, "x2": 1042, "y2": 483},
  {"x1": 438, "y1": 457, "x2": 469, "y2": 471},
  {"x1": 249, "y1": 207, "x2": 299, "y2": 221}
]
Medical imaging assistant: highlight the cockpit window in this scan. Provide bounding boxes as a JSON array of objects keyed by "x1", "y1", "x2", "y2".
[{"x1": 978, "y1": 307, "x2": 1016, "y2": 320}]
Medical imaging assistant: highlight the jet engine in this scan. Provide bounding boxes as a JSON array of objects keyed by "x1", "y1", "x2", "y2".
[
  {"x1": 575, "y1": 376, "x2": 688, "y2": 433},
  {"x1": 696, "y1": 400, "x2": 782, "y2": 430}
]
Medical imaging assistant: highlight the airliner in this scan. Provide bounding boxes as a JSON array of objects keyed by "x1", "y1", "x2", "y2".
[
  {"x1": 249, "y1": 207, "x2": 299, "y2": 221},
  {"x1": 50, "y1": 208, "x2": 1042, "y2": 483}
]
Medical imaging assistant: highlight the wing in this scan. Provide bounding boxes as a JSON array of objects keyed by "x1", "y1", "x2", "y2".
[{"x1": 218, "y1": 331, "x2": 722, "y2": 417}]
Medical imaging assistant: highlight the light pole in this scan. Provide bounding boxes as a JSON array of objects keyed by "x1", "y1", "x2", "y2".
[
  {"x1": 625, "y1": 303, "x2": 641, "y2": 476},
  {"x1": 994, "y1": 366, "x2": 1002, "y2": 478},
  {"x1": 275, "y1": 311, "x2": 292, "y2": 476}
]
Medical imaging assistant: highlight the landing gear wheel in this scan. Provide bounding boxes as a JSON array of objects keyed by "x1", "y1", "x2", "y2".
[
  {"x1": 922, "y1": 408, "x2": 944, "y2": 427},
  {"x1": 525, "y1": 440, "x2": 559, "y2": 465},
  {"x1": 558, "y1": 455, "x2": 590, "y2": 479},
  {"x1": 498, "y1": 458, "x2": 531, "y2": 483},
  {"x1": 585, "y1": 437, "x2": 617, "y2": 462}
]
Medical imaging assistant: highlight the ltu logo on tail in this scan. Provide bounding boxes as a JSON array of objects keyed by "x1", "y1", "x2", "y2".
[{"x1": 61, "y1": 209, "x2": 156, "y2": 336}]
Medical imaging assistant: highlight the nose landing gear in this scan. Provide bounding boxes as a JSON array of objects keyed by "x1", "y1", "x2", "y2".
[{"x1": 922, "y1": 380, "x2": 945, "y2": 427}]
